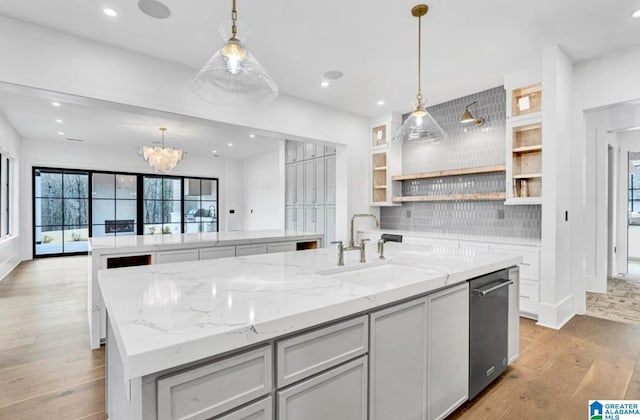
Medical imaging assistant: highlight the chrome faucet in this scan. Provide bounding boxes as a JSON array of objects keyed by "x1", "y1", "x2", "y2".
[
  {"x1": 377, "y1": 238, "x2": 386, "y2": 260},
  {"x1": 347, "y1": 213, "x2": 379, "y2": 250},
  {"x1": 359, "y1": 239, "x2": 369, "y2": 263},
  {"x1": 331, "y1": 241, "x2": 345, "y2": 266}
]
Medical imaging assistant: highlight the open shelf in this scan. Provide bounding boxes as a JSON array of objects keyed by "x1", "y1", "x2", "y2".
[
  {"x1": 505, "y1": 197, "x2": 543, "y2": 206},
  {"x1": 392, "y1": 192, "x2": 506, "y2": 203},
  {"x1": 372, "y1": 152, "x2": 388, "y2": 203},
  {"x1": 373, "y1": 166, "x2": 387, "y2": 171},
  {"x1": 392, "y1": 165, "x2": 506, "y2": 182},
  {"x1": 513, "y1": 173, "x2": 542, "y2": 179},
  {"x1": 374, "y1": 186, "x2": 387, "y2": 190},
  {"x1": 512, "y1": 145, "x2": 542, "y2": 153},
  {"x1": 512, "y1": 83, "x2": 542, "y2": 117}
]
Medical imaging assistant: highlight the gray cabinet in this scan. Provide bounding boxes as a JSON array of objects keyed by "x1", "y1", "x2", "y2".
[
  {"x1": 267, "y1": 242, "x2": 297, "y2": 254},
  {"x1": 303, "y1": 161, "x2": 314, "y2": 205},
  {"x1": 276, "y1": 316, "x2": 368, "y2": 387},
  {"x1": 294, "y1": 163, "x2": 304, "y2": 205},
  {"x1": 157, "y1": 346, "x2": 272, "y2": 420},
  {"x1": 213, "y1": 397, "x2": 272, "y2": 420},
  {"x1": 199, "y1": 246, "x2": 236, "y2": 260},
  {"x1": 324, "y1": 144, "x2": 336, "y2": 156},
  {"x1": 325, "y1": 155, "x2": 336, "y2": 204},
  {"x1": 314, "y1": 158, "x2": 325, "y2": 205},
  {"x1": 286, "y1": 142, "x2": 303, "y2": 163},
  {"x1": 370, "y1": 297, "x2": 428, "y2": 420},
  {"x1": 276, "y1": 356, "x2": 368, "y2": 420},
  {"x1": 304, "y1": 207, "x2": 325, "y2": 235},
  {"x1": 286, "y1": 207, "x2": 304, "y2": 232},
  {"x1": 156, "y1": 249, "x2": 199, "y2": 264},
  {"x1": 304, "y1": 143, "x2": 320, "y2": 160},
  {"x1": 325, "y1": 207, "x2": 336, "y2": 244},
  {"x1": 427, "y1": 283, "x2": 469, "y2": 420},
  {"x1": 236, "y1": 244, "x2": 267, "y2": 256},
  {"x1": 285, "y1": 165, "x2": 296, "y2": 205}
]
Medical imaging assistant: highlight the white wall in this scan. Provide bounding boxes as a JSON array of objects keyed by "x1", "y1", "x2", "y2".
[
  {"x1": 571, "y1": 45, "x2": 640, "y2": 314},
  {"x1": 243, "y1": 146, "x2": 285, "y2": 231},
  {"x1": 0, "y1": 16, "x2": 371, "y2": 246},
  {"x1": 19, "y1": 137, "x2": 244, "y2": 259},
  {"x1": 0, "y1": 112, "x2": 21, "y2": 280}
]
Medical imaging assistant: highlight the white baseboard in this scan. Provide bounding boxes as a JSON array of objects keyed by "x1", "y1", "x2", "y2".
[
  {"x1": 537, "y1": 294, "x2": 574, "y2": 329},
  {"x1": 0, "y1": 255, "x2": 21, "y2": 282}
]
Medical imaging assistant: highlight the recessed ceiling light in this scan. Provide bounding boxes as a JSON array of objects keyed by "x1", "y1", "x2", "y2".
[
  {"x1": 249, "y1": 134, "x2": 256, "y2": 138},
  {"x1": 55, "y1": 119, "x2": 63, "y2": 123},
  {"x1": 103, "y1": 8, "x2": 118, "y2": 17},
  {"x1": 321, "y1": 81, "x2": 330, "y2": 88},
  {"x1": 138, "y1": 0, "x2": 172, "y2": 19},
  {"x1": 633, "y1": 8, "x2": 640, "y2": 18},
  {"x1": 51, "y1": 102, "x2": 61, "y2": 107},
  {"x1": 57, "y1": 131, "x2": 65, "y2": 135},
  {"x1": 212, "y1": 150, "x2": 217, "y2": 154},
  {"x1": 323, "y1": 70, "x2": 344, "y2": 80},
  {"x1": 377, "y1": 100, "x2": 385, "y2": 106},
  {"x1": 228, "y1": 143, "x2": 233, "y2": 147}
]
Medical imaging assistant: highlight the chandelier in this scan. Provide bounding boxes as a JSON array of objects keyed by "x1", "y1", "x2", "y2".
[
  {"x1": 140, "y1": 128, "x2": 186, "y2": 173},
  {"x1": 192, "y1": 0, "x2": 278, "y2": 105},
  {"x1": 393, "y1": 4, "x2": 447, "y2": 144}
]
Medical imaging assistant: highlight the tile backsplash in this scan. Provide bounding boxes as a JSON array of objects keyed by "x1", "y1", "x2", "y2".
[{"x1": 380, "y1": 86, "x2": 542, "y2": 239}]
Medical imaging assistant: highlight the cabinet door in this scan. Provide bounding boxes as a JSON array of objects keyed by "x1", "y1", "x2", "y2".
[
  {"x1": 314, "y1": 207, "x2": 325, "y2": 237},
  {"x1": 427, "y1": 283, "x2": 469, "y2": 420},
  {"x1": 370, "y1": 297, "x2": 428, "y2": 420},
  {"x1": 324, "y1": 144, "x2": 336, "y2": 156},
  {"x1": 294, "y1": 163, "x2": 304, "y2": 206},
  {"x1": 156, "y1": 249, "x2": 200, "y2": 264},
  {"x1": 325, "y1": 207, "x2": 336, "y2": 246},
  {"x1": 285, "y1": 207, "x2": 296, "y2": 231},
  {"x1": 304, "y1": 207, "x2": 316, "y2": 233},
  {"x1": 303, "y1": 143, "x2": 318, "y2": 160},
  {"x1": 303, "y1": 161, "x2": 315, "y2": 205},
  {"x1": 213, "y1": 397, "x2": 272, "y2": 420},
  {"x1": 508, "y1": 267, "x2": 520, "y2": 364},
  {"x1": 295, "y1": 207, "x2": 304, "y2": 232},
  {"x1": 277, "y1": 356, "x2": 367, "y2": 420},
  {"x1": 325, "y1": 155, "x2": 336, "y2": 204},
  {"x1": 199, "y1": 246, "x2": 236, "y2": 260},
  {"x1": 285, "y1": 165, "x2": 296, "y2": 205},
  {"x1": 314, "y1": 158, "x2": 325, "y2": 205},
  {"x1": 236, "y1": 244, "x2": 267, "y2": 256},
  {"x1": 285, "y1": 143, "x2": 297, "y2": 163}
]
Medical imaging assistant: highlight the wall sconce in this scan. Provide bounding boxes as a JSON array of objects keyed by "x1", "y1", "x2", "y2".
[{"x1": 461, "y1": 101, "x2": 485, "y2": 127}]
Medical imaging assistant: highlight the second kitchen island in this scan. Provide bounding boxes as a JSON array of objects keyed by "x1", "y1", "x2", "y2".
[{"x1": 100, "y1": 241, "x2": 520, "y2": 420}]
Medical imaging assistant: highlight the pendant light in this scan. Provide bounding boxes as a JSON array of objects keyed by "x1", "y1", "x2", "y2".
[
  {"x1": 393, "y1": 4, "x2": 447, "y2": 144},
  {"x1": 192, "y1": 0, "x2": 278, "y2": 105},
  {"x1": 140, "y1": 128, "x2": 186, "y2": 174}
]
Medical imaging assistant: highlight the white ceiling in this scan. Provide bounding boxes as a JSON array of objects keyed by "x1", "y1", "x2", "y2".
[
  {"x1": 1, "y1": 0, "x2": 640, "y2": 117},
  {"x1": 0, "y1": 87, "x2": 283, "y2": 160}
]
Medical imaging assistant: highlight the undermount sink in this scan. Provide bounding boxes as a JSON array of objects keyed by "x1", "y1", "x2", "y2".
[
  {"x1": 315, "y1": 259, "x2": 389, "y2": 276},
  {"x1": 318, "y1": 263, "x2": 442, "y2": 284}
]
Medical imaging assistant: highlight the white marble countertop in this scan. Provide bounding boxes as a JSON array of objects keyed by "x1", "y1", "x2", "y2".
[
  {"x1": 88, "y1": 230, "x2": 323, "y2": 254},
  {"x1": 99, "y1": 242, "x2": 521, "y2": 380},
  {"x1": 359, "y1": 228, "x2": 542, "y2": 247}
]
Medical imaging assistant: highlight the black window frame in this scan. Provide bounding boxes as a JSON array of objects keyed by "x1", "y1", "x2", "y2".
[{"x1": 32, "y1": 166, "x2": 219, "y2": 258}]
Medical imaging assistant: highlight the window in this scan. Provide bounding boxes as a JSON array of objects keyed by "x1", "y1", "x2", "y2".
[
  {"x1": 92, "y1": 173, "x2": 137, "y2": 237},
  {"x1": 32, "y1": 168, "x2": 219, "y2": 257},
  {"x1": 184, "y1": 178, "x2": 218, "y2": 233},
  {"x1": 34, "y1": 168, "x2": 89, "y2": 256},
  {"x1": 143, "y1": 176, "x2": 182, "y2": 235}
]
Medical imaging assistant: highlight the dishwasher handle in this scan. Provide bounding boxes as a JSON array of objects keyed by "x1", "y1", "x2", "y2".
[{"x1": 473, "y1": 279, "x2": 513, "y2": 297}]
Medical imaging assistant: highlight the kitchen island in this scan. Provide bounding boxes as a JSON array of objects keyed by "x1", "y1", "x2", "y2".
[
  {"x1": 88, "y1": 230, "x2": 324, "y2": 349},
  {"x1": 100, "y1": 241, "x2": 520, "y2": 420}
]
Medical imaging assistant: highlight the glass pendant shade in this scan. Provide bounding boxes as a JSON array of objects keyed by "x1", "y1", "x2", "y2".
[
  {"x1": 393, "y1": 4, "x2": 447, "y2": 144},
  {"x1": 394, "y1": 107, "x2": 447, "y2": 144},
  {"x1": 140, "y1": 128, "x2": 186, "y2": 174},
  {"x1": 192, "y1": 0, "x2": 278, "y2": 105}
]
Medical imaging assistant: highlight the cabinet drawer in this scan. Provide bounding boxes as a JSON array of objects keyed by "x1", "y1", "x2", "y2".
[
  {"x1": 491, "y1": 245, "x2": 540, "y2": 280},
  {"x1": 157, "y1": 346, "x2": 272, "y2": 420},
  {"x1": 156, "y1": 249, "x2": 200, "y2": 265},
  {"x1": 276, "y1": 316, "x2": 368, "y2": 387},
  {"x1": 519, "y1": 280, "x2": 539, "y2": 317},
  {"x1": 213, "y1": 397, "x2": 273, "y2": 420},
  {"x1": 266, "y1": 242, "x2": 296, "y2": 254},
  {"x1": 236, "y1": 244, "x2": 267, "y2": 257},
  {"x1": 277, "y1": 356, "x2": 368, "y2": 420},
  {"x1": 199, "y1": 246, "x2": 236, "y2": 260}
]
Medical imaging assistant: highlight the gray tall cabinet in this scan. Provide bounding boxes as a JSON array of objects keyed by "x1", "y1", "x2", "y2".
[{"x1": 285, "y1": 140, "x2": 336, "y2": 246}]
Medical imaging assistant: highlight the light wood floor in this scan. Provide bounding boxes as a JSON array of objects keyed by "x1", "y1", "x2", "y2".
[{"x1": 1, "y1": 257, "x2": 639, "y2": 420}]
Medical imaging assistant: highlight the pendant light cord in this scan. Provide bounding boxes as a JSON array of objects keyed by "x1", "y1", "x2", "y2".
[
  {"x1": 231, "y1": 0, "x2": 238, "y2": 38},
  {"x1": 416, "y1": 14, "x2": 423, "y2": 107}
]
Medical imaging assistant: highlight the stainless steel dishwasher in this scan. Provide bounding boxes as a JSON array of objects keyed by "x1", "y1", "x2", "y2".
[{"x1": 468, "y1": 268, "x2": 513, "y2": 400}]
